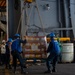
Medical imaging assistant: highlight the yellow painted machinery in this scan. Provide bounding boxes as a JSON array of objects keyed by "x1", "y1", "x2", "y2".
[
  {"x1": 25, "y1": 0, "x2": 33, "y2": 3},
  {"x1": 47, "y1": 37, "x2": 70, "y2": 43}
]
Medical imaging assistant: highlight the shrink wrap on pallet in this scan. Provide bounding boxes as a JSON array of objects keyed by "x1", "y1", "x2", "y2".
[{"x1": 23, "y1": 36, "x2": 47, "y2": 62}]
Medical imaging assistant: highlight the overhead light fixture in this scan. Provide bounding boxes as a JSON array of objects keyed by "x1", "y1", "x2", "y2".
[{"x1": 45, "y1": 4, "x2": 50, "y2": 10}]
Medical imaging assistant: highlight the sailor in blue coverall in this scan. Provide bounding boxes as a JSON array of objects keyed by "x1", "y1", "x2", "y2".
[
  {"x1": 5, "y1": 38, "x2": 12, "y2": 69},
  {"x1": 11, "y1": 34, "x2": 27, "y2": 74},
  {"x1": 45, "y1": 32, "x2": 60, "y2": 73}
]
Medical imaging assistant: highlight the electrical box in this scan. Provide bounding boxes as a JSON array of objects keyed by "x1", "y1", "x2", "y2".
[{"x1": 25, "y1": 0, "x2": 33, "y2": 3}]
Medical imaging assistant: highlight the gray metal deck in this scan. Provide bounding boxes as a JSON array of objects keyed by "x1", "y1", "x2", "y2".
[{"x1": 0, "y1": 63, "x2": 75, "y2": 75}]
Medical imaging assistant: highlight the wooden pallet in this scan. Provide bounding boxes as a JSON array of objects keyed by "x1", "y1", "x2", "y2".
[{"x1": 23, "y1": 58, "x2": 46, "y2": 63}]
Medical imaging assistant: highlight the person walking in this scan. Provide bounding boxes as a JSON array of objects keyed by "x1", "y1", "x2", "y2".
[
  {"x1": 11, "y1": 34, "x2": 27, "y2": 74},
  {"x1": 44, "y1": 32, "x2": 60, "y2": 73},
  {"x1": 0, "y1": 40, "x2": 6, "y2": 65},
  {"x1": 5, "y1": 38, "x2": 12, "y2": 69}
]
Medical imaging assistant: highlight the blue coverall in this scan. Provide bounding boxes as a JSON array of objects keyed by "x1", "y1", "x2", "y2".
[
  {"x1": 46, "y1": 39, "x2": 60, "y2": 72},
  {"x1": 11, "y1": 38, "x2": 26, "y2": 73},
  {"x1": 5, "y1": 42, "x2": 11, "y2": 69}
]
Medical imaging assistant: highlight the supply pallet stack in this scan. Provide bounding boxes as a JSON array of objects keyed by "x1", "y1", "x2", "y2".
[{"x1": 23, "y1": 36, "x2": 47, "y2": 63}]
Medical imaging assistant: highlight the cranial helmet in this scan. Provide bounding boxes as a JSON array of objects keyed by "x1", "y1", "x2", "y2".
[
  {"x1": 8, "y1": 38, "x2": 12, "y2": 42},
  {"x1": 2, "y1": 40, "x2": 5, "y2": 43},
  {"x1": 50, "y1": 32, "x2": 55, "y2": 37},
  {"x1": 14, "y1": 34, "x2": 20, "y2": 37}
]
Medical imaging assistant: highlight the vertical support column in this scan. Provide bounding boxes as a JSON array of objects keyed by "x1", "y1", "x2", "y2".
[
  {"x1": 6, "y1": 0, "x2": 8, "y2": 40},
  {"x1": 57, "y1": 0, "x2": 63, "y2": 37},
  {"x1": 70, "y1": 0, "x2": 75, "y2": 38},
  {"x1": 8, "y1": 0, "x2": 14, "y2": 37},
  {"x1": 63, "y1": 0, "x2": 70, "y2": 37},
  {"x1": 21, "y1": 0, "x2": 27, "y2": 38}
]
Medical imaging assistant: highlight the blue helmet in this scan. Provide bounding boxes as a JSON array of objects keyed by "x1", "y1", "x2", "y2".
[
  {"x1": 14, "y1": 34, "x2": 20, "y2": 37},
  {"x1": 8, "y1": 38, "x2": 12, "y2": 42},
  {"x1": 50, "y1": 32, "x2": 55, "y2": 37}
]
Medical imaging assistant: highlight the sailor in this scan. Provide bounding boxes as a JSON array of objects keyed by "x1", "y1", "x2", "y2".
[
  {"x1": 5, "y1": 38, "x2": 12, "y2": 69},
  {"x1": 0, "y1": 40, "x2": 6, "y2": 65},
  {"x1": 44, "y1": 32, "x2": 60, "y2": 73},
  {"x1": 11, "y1": 34, "x2": 27, "y2": 74}
]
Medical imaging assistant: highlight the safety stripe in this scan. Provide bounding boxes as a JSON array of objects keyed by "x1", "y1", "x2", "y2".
[
  {"x1": 0, "y1": 0, "x2": 6, "y2": 7},
  {"x1": 1, "y1": 1, "x2": 5, "y2": 7}
]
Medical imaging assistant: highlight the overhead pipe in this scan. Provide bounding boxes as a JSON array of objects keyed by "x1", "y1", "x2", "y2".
[
  {"x1": 57, "y1": 0, "x2": 63, "y2": 36},
  {"x1": 63, "y1": 0, "x2": 70, "y2": 37}
]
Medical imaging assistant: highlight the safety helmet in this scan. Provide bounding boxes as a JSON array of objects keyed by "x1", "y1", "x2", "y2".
[
  {"x1": 2, "y1": 40, "x2": 5, "y2": 43},
  {"x1": 14, "y1": 34, "x2": 20, "y2": 37},
  {"x1": 8, "y1": 38, "x2": 12, "y2": 42},
  {"x1": 50, "y1": 32, "x2": 55, "y2": 37}
]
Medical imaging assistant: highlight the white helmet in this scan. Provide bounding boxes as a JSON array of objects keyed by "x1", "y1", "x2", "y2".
[{"x1": 2, "y1": 40, "x2": 5, "y2": 43}]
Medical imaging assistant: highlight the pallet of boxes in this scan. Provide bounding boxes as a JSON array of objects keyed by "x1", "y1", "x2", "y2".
[{"x1": 22, "y1": 36, "x2": 47, "y2": 63}]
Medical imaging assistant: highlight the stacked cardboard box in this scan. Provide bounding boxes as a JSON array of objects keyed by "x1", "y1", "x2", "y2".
[{"x1": 23, "y1": 36, "x2": 47, "y2": 59}]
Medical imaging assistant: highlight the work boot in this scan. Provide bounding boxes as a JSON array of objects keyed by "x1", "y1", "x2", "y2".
[
  {"x1": 23, "y1": 65, "x2": 27, "y2": 68},
  {"x1": 13, "y1": 70, "x2": 16, "y2": 74},
  {"x1": 13, "y1": 68, "x2": 16, "y2": 74},
  {"x1": 44, "y1": 70, "x2": 52, "y2": 73},
  {"x1": 21, "y1": 71, "x2": 26, "y2": 74},
  {"x1": 21, "y1": 69, "x2": 26, "y2": 74},
  {"x1": 9, "y1": 65, "x2": 12, "y2": 69},
  {"x1": 52, "y1": 69, "x2": 57, "y2": 72},
  {"x1": 5, "y1": 65, "x2": 8, "y2": 69}
]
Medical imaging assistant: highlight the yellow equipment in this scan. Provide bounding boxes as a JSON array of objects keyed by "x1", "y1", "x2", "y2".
[
  {"x1": 47, "y1": 37, "x2": 70, "y2": 43},
  {"x1": 25, "y1": 0, "x2": 33, "y2": 3}
]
